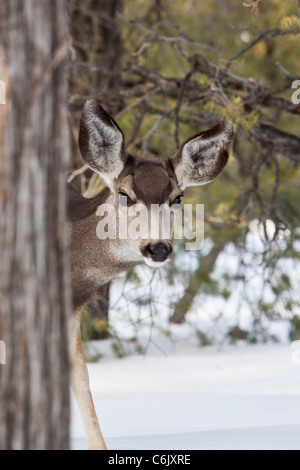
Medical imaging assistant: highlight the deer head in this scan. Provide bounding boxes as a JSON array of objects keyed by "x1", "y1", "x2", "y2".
[{"x1": 78, "y1": 100, "x2": 234, "y2": 268}]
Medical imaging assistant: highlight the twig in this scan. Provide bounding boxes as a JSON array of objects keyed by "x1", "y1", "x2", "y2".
[
  {"x1": 227, "y1": 28, "x2": 282, "y2": 67},
  {"x1": 117, "y1": 12, "x2": 217, "y2": 52},
  {"x1": 67, "y1": 164, "x2": 89, "y2": 183},
  {"x1": 243, "y1": 0, "x2": 262, "y2": 15},
  {"x1": 32, "y1": 38, "x2": 71, "y2": 96},
  {"x1": 115, "y1": 86, "x2": 161, "y2": 120},
  {"x1": 275, "y1": 61, "x2": 300, "y2": 81}
]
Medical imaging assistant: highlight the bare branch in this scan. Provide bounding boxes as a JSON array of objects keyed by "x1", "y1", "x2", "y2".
[
  {"x1": 227, "y1": 28, "x2": 283, "y2": 68},
  {"x1": 67, "y1": 164, "x2": 89, "y2": 183}
]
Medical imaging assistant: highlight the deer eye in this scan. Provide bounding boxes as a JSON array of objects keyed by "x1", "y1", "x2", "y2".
[
  {"x1": 119, "y1": 192, "x2": 134, "y2": 207},
  {"x1": 171, "y1": 195, "x2": 183, "y2": 207}
]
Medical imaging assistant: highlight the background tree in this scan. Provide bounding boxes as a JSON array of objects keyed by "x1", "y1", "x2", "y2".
[{"x1": 0, "y1": 0, "x2": 71, "y2": 450}]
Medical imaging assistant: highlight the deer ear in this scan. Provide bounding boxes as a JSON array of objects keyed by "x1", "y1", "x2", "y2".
[
  {"x1": 79, "y1": 100, "x2": 127, "y2": 185},
  {"x1": 172, "y1": 120, "x2": 235, "y2": 189}
]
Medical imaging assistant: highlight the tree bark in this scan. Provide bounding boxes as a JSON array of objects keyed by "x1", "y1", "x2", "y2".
[{"x1": 0, "y1": 0, "x2": 71, "y2": 450}]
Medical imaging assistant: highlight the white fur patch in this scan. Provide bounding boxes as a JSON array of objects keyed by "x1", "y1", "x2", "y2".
[
  {"x1": 116, "y1": 244, "x2": 144, "y2": 263},
  {"x1": 143, "y1": 257, "x2": 168, "y2": 268},
  {"x1": 89, "y1": 116, "x2": 124, "y2": 184}
]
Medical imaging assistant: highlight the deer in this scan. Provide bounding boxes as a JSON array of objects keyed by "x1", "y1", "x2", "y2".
[{"x1": 68, "y1": 99, "x2": 235, "y2": 450}]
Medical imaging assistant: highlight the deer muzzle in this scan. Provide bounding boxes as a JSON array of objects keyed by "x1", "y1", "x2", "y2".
[{"x1": 142, "y1": 243, "x2": 173, "y2": 267}]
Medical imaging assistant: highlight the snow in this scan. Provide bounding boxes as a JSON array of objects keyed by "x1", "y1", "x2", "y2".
[{"x1": 71, "y1": 342, "x2": 300, "y2": 450}]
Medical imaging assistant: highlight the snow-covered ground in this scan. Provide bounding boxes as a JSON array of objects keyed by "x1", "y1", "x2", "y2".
[{"x1": 71, "y1": 342, "x2": 300, "y2": 450}]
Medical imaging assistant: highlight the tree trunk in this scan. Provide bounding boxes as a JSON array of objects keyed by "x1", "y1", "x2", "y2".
[
  {"x1": 0, "y1": 0, "x2": 71, "y2": 450},
  {"x1": 170, "y1": 244, "x2": 225, "y2": 324}
]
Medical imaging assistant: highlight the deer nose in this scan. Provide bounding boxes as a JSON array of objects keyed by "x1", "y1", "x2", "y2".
[{"x1": 146, "y1": 244, "x2": 172, "y2": 262}]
